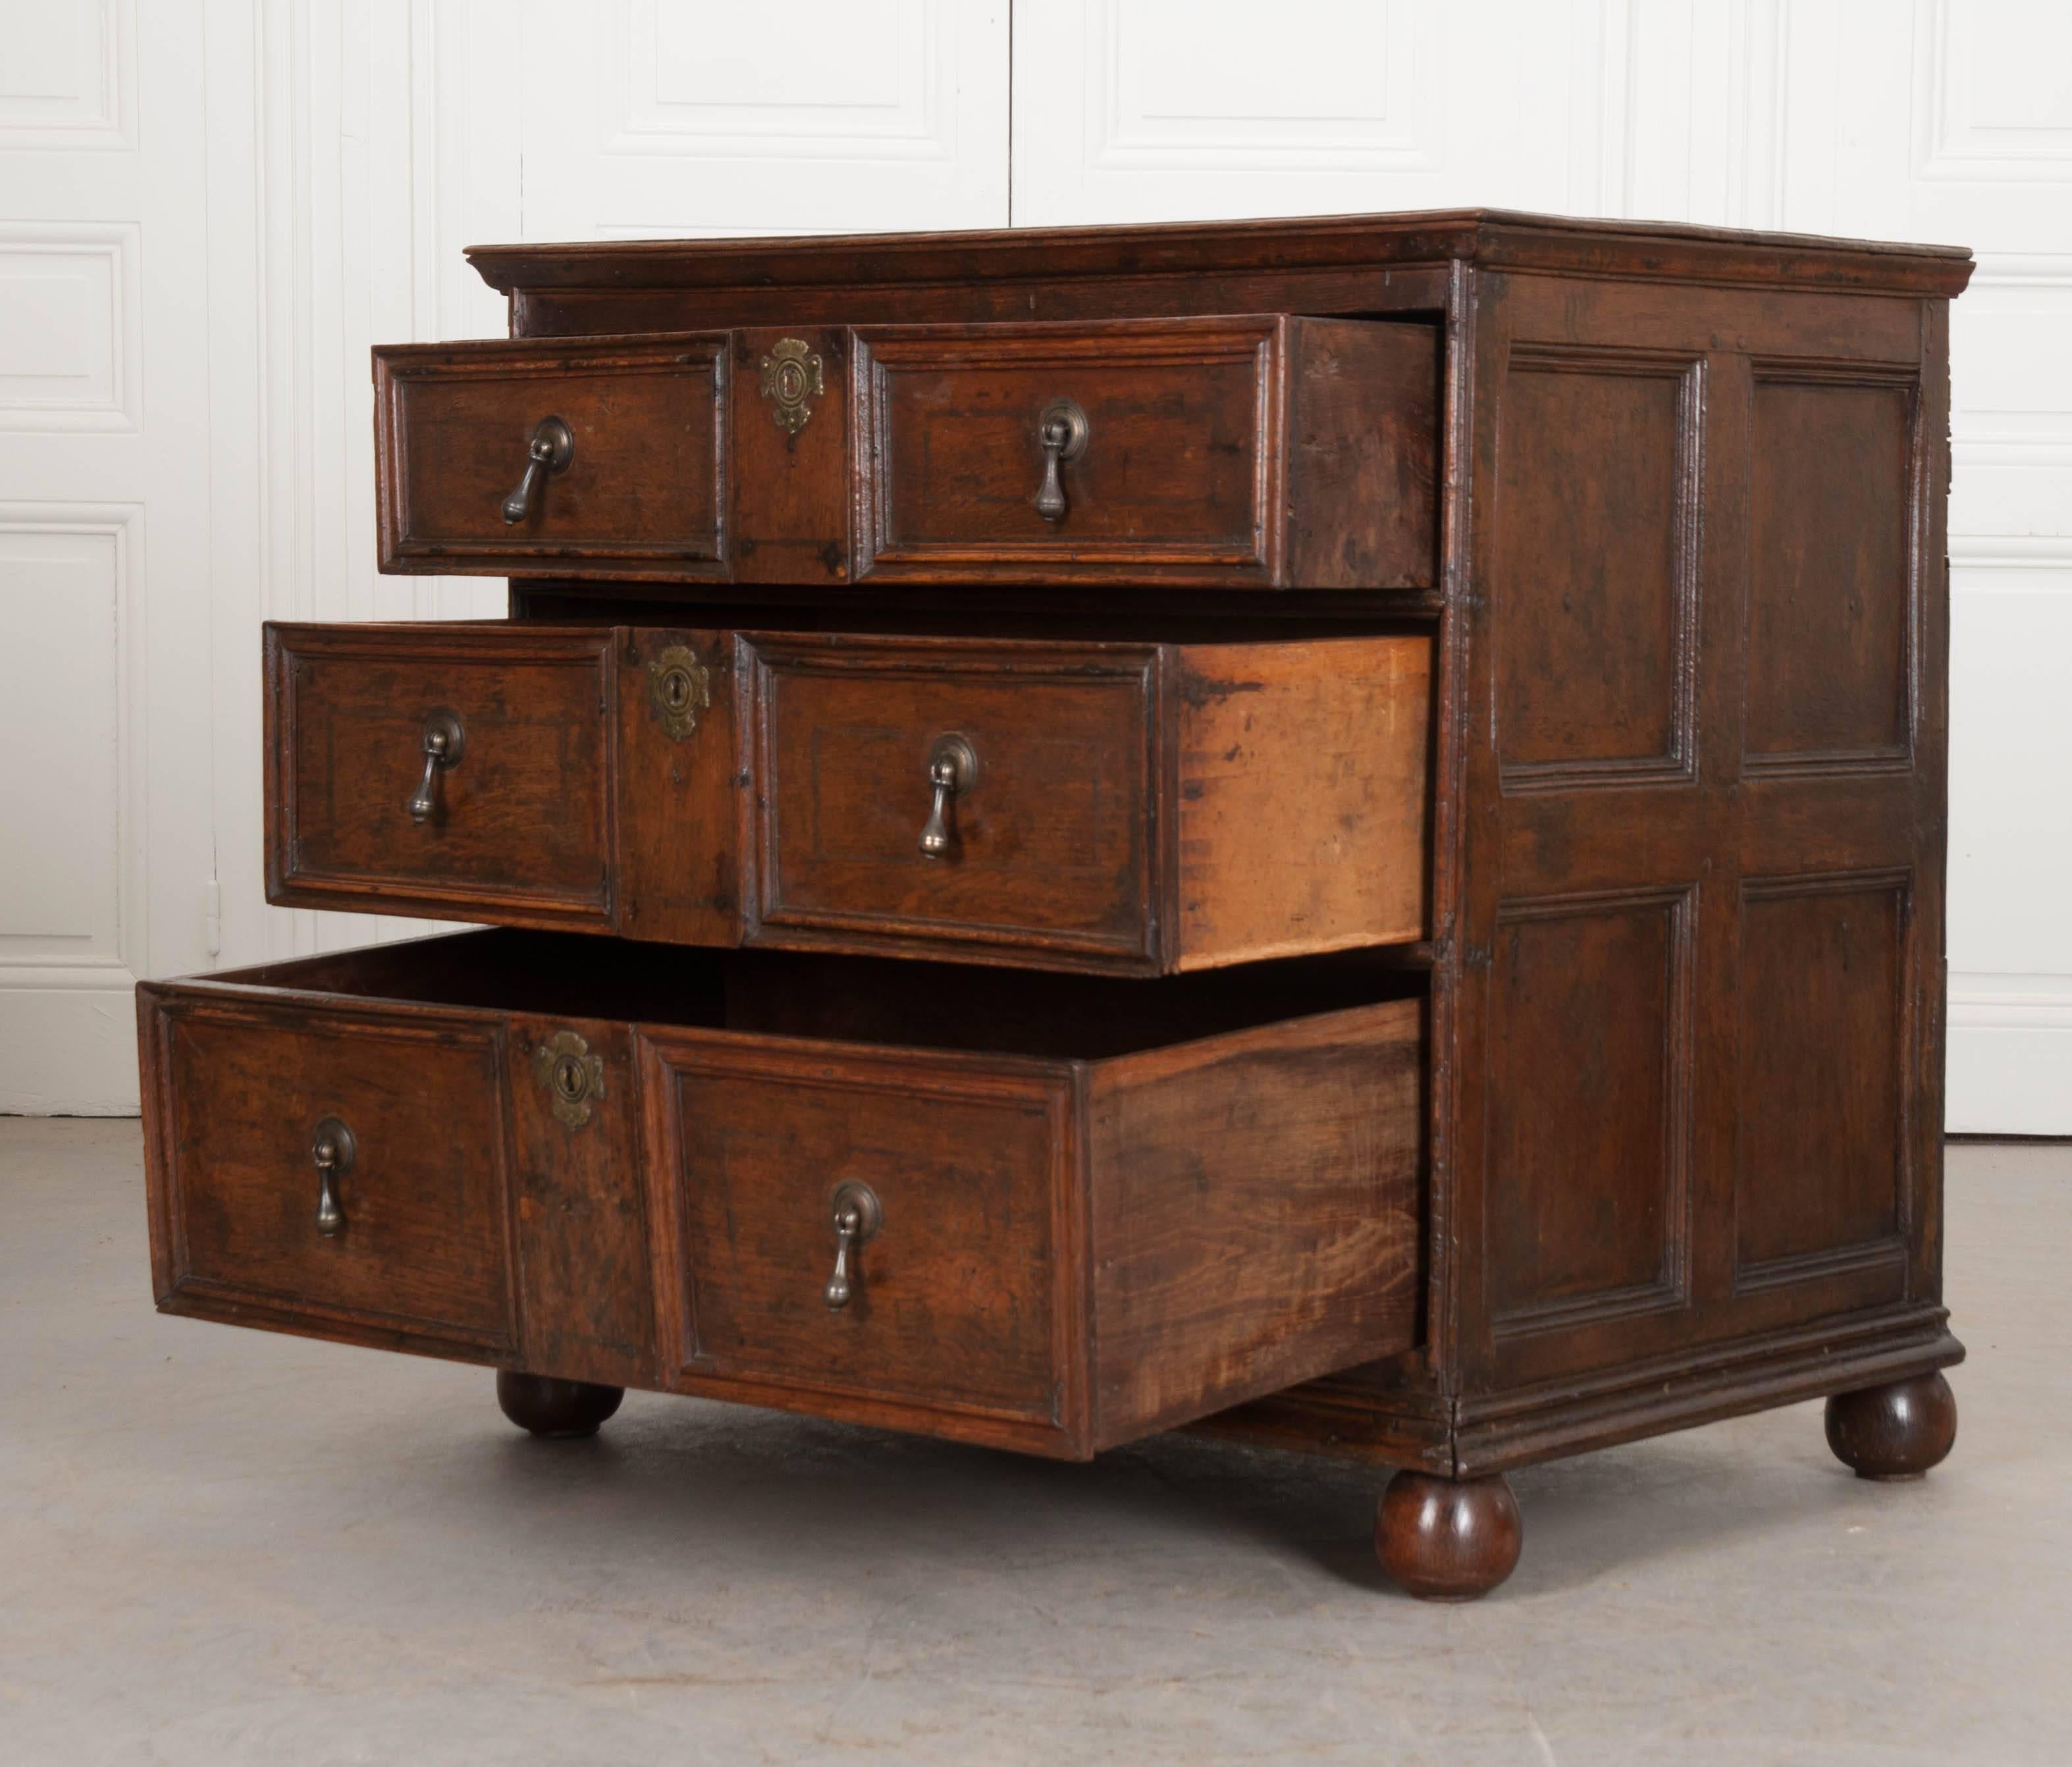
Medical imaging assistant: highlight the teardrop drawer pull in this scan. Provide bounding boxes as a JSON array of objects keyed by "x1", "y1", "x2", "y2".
[
  {"x1": 309, "y1": 1116, "x2": 356, "y2": 1239},
  {"x1": 500, "y1": 416, "x2": 573, "y2": 524},
  {"x1": 823, "y1": 1180, "x2": 883, "y2": 1311},
  {"x1": 917, "y1": 734, "x2": 978, "y2": 858},
  {"x1": 406, "y1": 711, "x2": 465, "y2": 824},
  {"x1": 1034, "y1": 399, "x2": 1089, "y2": 523}
]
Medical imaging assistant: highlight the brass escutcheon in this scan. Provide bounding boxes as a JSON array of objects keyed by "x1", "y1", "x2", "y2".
[
  {"x1": 535, "y1": 1029, "x2": 604, "y2": 1130},
  {"x1": 647, "y1": 643, "x2": 712, "y2": 741},
  {"x1": 758, "y1": 337, "x2": 824, "y2": 434}
]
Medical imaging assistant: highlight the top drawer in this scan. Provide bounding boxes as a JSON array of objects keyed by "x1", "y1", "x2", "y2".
[
  {"x1": 371, "y1": 315, "x2": 1438, "y2": 590},
  {"x1": 851, "y1": 315, "x2": 1437, "y2": 588},
  {"x1": 374, "y1": 334, "x2": 729, "y2": 578}
]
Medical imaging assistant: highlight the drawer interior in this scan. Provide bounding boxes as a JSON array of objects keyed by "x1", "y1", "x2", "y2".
[{"x1": 219, "y1": 927, "x2": 1425, "y2": 1061}]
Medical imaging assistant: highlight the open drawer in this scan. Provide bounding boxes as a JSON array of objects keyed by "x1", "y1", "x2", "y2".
[
  {"x1": 266, "y1": 622, "x2": 1433, "y2": 974},
  {"x1": 139, "y1": 931, "x2": 1425, "y2": 1457},
  {"x1": 371, "y1": 314, "x2": 1439, "y2": 589}
]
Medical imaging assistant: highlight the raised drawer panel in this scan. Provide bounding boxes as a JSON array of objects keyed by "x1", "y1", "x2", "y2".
[
  {"x1": 373, "y1": 334, "x2": 729, "y2": 578},
  {"x1": 643, "y1": 1035, "x2": 1076, "y2": 1443},
  {"x1": 851, "y1": 315, "x2": 1438, "y2": 587},
  {"x1": 745, "y1": 636, "x2": 1159, "y2": 969},
  {"x1": 139, "y1": 991, "x2": 516, "y2": 1357},
  {"x1": 744, "y1": 632, "x2": 1430, "y2": 973},
  {"x1": 266, "y1": 624, "x2": 617, "y2": 928}
]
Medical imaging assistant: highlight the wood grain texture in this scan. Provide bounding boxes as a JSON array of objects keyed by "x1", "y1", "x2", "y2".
[
  {"x1": 139, "y1": 984, "x2": 517, "y2": 1357},
  {"x1": 269, "y1": 622, "x2": 1430, "y2": 975},
  {"x1": 504, "y1": 1013, "x2": 658, "y2": 1391},
  {"x1": 1745, "y1": 366, "x2": 1917, "y2": 769},
  {"x1": 741, "y1": 630, "x2": 1432, "y2": 974},
  {"x1": 742, "y1": 633, "x2": 1161, "y2": 970},
  {"x1": 1284, "y1": 317, "x2": 1439, "y2": 589},
  {"x1": 156, "y1": 211, "x2": 1976, "y2": 1514},
  {"x1": 374, "y1": 333, "x2": 729, "y2": 579},
  {"x1": 849, "y1": 315, "x2": 1437, "y2": 588},
  {"x1": 640, "y1": 1030, "x2": 1087, "y2": 1455},
  {"x1": 467, "y1": 210, "x2": 1971, "y2": 307},
  {"x1": 611, "y1": 626, "x2": 738, "y2": 948},
  {"x1": 1170, "y1": 636, "x2": 1430, "y2": 967},
  {"x1": 1087, "y1": 999, "x2": 1423, "y2": 1444},
  {"x1": 266, "y1": 622, "x2": 617, "y2": 929},
  {"x1": 1734, "y1": 877, "x2": 1909, "y2": 1290},
  {"x1": 141, "y1": 932, "x2": 1423, "y2": 1461},
  {"x1": 730, "y1": 326, "x2": 851, "y2": 586}
]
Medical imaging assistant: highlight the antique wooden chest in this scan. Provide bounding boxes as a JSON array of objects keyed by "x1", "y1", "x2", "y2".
[{"x1": 140, "y1": 211, "x2": 1971, "y2": 1598}]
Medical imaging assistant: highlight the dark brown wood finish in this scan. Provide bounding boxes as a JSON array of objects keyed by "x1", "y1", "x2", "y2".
[
  {"x1": 374, "y1": 314, "x2": 1435, "y2": 592},
  {"x1": 265, "y1": 622, "x2": 618, "y2": 929},
  {"x1": 1375, "y1": 1471, "x2": 1522, "y2": 1601},
  {"x1": 139, "y1": 932, "x2": 1422, "y2": 1461},
  {"x1": 496, "y1": 1371, "x2": 625, "y2": 1439},
  {"x1": 849, "y1": 315, "x2": 1437, "y2": 587},
  {"x1": 268, "y1": 622, "x2": 1432, "y2": 976},
  {"x1": 374, "y1": 334, "x2": 730, "y2": 578},
  {"x1": 139, "y1": 984, "x2": 519, "y2": 1361},
  {"x1": 1824, "y1": 1371, "x2": 1959, "y2": 1480},
  {"x1": 147, "y1": 209, "x2": 1975, "y2": 1598}
]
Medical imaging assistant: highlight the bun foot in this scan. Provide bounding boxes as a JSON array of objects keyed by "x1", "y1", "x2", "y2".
[
  {"x1": 496, "y1": 1371, "x2": 624, "y2": 1440},
  {"x1": 1824, "y1": 1371, "x2": 1957, "y2": 1481},
  {"x1": 1375, "y1": 1470, "x2": 1523, "y2": 1601}
]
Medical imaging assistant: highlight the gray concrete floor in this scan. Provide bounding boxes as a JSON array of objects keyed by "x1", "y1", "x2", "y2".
[{"x1": 1, "y1": 1122, "x2": 2066, "y2": 1766}]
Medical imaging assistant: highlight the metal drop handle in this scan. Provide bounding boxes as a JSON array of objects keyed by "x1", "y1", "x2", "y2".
[
  {"x1": 823, "y1": 1181, "x2": 882, "y2": 1311},
  {"x1": 1034, "y1": 399, "x2": 1089, "y2": 523},
  {"x1": 406, "y1": 711, "x2": 465, "y2": 823},
  {"x1": 500, "y1": 416, "x2": 574, "y2": 525},
  {"x1": 311, "y1": 1117, "x2": 356, "y2": 1238},
  {"x1": 918, "y1": 734, "x2": 978, "y2": 858}
]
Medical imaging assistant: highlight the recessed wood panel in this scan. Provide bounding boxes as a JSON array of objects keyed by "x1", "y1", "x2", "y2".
[
  {"x1": 855, "y1": 318, "x2": 1273, "y2": 574},
  {"x1": 373, "y1": 335, "x2": 729, "y2": 578},
  {"x1": 1488, "y1": 892, "x2": 1691, "y2": 1333},
  {"x1": 747, "y1": 636, "x2": 1158, "y2": 966},
  {"x1": 1495, "y1": 348, "x2": 1697, "y2": 786},
  {"x1": 1736, "y1": 878, "x2": 1907, "y2": 1280},
  {"x1": 158, "y1": 999, "x2": 514, "y2": 1351},
  {"x1": 1746, "y1": 373, "x2": 1915, "y2": 767},
  {"x1": 849, "y1": 314, "x2": 1438, "y2": 587},
  {"x1": 271, "y1": 626, "x2": 614, "y2": 925},
  {"x1": 652, "y1": 1043, "x2": 1073, "y2": 1428}
]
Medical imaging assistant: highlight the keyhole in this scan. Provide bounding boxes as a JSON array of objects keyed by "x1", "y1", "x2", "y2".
[{"x1": 553, "y1": 1054, "x2": 587, "y2": 1103}]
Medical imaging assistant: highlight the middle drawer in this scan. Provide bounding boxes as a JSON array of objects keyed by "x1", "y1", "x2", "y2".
[{"x1": 267, "y1": 623, "x2": 1431, "y2": 976}]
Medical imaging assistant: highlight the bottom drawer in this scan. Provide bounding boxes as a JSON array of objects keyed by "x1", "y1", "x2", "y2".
[{"x1": 140, "y1": 931, "x2": 1423, "y2": 1457}]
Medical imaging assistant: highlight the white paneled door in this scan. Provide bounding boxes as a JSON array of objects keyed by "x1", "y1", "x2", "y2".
[
  {"x1": 518, "y1": 0, "x2": 1010, "y2": 240},
  {"x1": 1, "y1": 1, "x2": 2062, "y2": 1129},
  {"x1": 0, "y1": 1, "x2": 215, "y2": 1111}
]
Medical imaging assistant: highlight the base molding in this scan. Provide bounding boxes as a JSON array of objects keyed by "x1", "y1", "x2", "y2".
[{"x1": 1194, "y1": 1306, "x2": 1964, "y2": 1477}]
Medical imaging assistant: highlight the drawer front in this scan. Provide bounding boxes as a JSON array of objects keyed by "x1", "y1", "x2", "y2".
[
  {"x1": 744, "y1": 636, "x2": 1158, "y2": 969},
  {"x1": 641, "y1": 1033, "x2": 1080, "y2": 1454},
  {"x1": 850, "y1": 315, "x2": 1439, "y2": 587},
  {"x1": 140, "y1": 993, "x2": 515, "y2": 1354},
  {"x1": 854, "y1": 316, "x2": 1275, "y2": 581},
  {"x1": 267, "y1": 625, "x2": 614, "y2": 927},
  {"x1": 138, "y1": 932, "x2": 1421, "y2": 1458},
  {"x1": 374, "y1": 335, "x2": 728, "y2": 577}
]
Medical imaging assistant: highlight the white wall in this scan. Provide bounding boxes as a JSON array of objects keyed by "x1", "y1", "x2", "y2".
[{"x1": 1, "y1": 0, "x2": 2064, "y2": 1129}]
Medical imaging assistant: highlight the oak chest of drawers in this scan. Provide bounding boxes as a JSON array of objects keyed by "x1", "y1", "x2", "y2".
[{"x1": 140, "y1": 209, "x2": 1972, "y2": 1599}]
